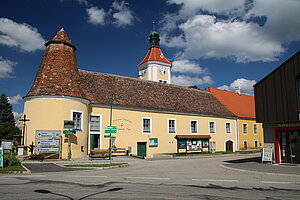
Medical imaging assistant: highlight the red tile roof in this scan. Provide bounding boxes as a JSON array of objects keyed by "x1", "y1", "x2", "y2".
[
  {"x1": 205, "y1": 87, "x2": 256, "y2": 119},
  {"x1": 138, "y1": 47, "x2": 171, "y2": 66},
  {"x1": 175, "y1": 135, "x2": 211, "y2": 139},
  {"x1": 26, "y1": 28, "x2": 86, "y2": 99},
  {"x1": 79, "y1": 70, "x2": 235, "y2": 117}
]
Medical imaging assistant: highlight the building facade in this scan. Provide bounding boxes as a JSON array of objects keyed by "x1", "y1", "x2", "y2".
[
  {"x1": 23, "y1": 28, "x2": 238, "y2": 159},
  {"x1": 206, "y1": 87, "x2": 264, "y2": 151},
  {"x1": 254, "y1": 50, "x2": 300, "y2": 164}
]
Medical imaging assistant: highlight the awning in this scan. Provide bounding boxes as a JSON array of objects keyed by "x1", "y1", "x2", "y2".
[{"x1": 175, "y1": 135, "x2": 211, "y2": 139}]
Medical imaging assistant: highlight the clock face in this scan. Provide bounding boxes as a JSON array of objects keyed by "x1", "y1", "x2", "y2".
[{"x1": 159, "y1": 66, "x2": 166, "y2": 75}]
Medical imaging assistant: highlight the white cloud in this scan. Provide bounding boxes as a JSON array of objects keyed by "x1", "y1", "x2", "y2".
[
  {"x1": 172, "y1": 59, "x2": 206, "y2": 74},
  {"x1": 111, "y1": 0, "x2": 134, "y2": 27},
  {"x1": 172, "y1": 75, "x2": 213, "y2": 86},
  {"x1": 218, "y1": 78, "x2": 256, "y2": 95},
  {"x1": 0, "y1": 57, "x2": 17, "y2": 78},
  {"x1": 8, "y1": 94, "x2": 22, "y2": 105},
  {"x1": 161, "y1": 0, "x2": 300, "y2": 63},
  {"x1": 86, "y1": 6, "x2": 107, "y2": 25},
  {"x1": 0, "y1": 18, "x2": 45, "y2": 52},
  {"x1": 179, "y1": 15, "x2": 284, "y2": 62},
  {"x1": 12, "y1": 112, "x2": 21, "y2": 121}
]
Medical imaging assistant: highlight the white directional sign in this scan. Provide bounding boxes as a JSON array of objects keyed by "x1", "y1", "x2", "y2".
[
  {"x1": 36, "y1": 139, "x2": 60, "y2": 147},
  {"x1": 36, "y1": 147, "x2": 60, "y2": 153},
  {"x1": 36, "y1": 130, "x2": 60, "y2": 138}
]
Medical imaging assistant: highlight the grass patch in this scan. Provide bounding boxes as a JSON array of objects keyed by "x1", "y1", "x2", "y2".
[
  {"x1": 64, "y1": 163, "x2": 127, "y2": 168},
  {"x1": 0, "y1": 165, "x2": 26, "y2": 172}
]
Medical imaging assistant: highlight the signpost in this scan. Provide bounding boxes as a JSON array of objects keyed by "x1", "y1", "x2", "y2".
[
  {"x1": 262, "y1": 147, "x2": 273, "y2": 163},
  {"x1": 0, "y1": 147, "x2": 3, "y2": 168},
  {"x1": 35, "y1": 130, "x2": 61, "y2": 156}
]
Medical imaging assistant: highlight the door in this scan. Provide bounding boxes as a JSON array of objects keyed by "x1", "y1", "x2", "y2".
[
  {"x1": 137, "y1": 142, "x2": 146, "y2": 158},
  {"x1": 280, "y1": 131, "x2": 291, "y2": 163},
  {"x1": 226, "y1": 141, "x2": 233, "y2": 152},
  {"x1": 90, "y1": 134, "x2": 100, "y2": 150}
]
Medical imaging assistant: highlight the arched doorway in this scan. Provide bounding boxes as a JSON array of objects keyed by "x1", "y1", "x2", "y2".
[{"x1": 226, "y1": 140, "x2": 233, "y2": 152}]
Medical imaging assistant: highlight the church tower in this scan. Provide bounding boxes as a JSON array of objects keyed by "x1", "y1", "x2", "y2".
[{"x1": 138, "y1": 22, "x2": 172, "y2": 84}]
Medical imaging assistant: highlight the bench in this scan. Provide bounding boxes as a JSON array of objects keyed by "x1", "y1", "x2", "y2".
[
  {"x1": 112, "y1": 148, "x2": 128, "y2": 156},
  {"x1": 89, "y1": 149, "x2": 110, "y2": 159}
]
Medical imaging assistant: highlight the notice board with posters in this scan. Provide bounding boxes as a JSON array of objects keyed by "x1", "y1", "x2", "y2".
[{"x1": 262, "y1": 147, "x2": 273, "y2": 163}]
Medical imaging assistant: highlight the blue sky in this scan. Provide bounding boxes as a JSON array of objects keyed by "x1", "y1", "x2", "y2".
[{"x1": 0, "y1": 0, "x2": 300, "y2": 119}]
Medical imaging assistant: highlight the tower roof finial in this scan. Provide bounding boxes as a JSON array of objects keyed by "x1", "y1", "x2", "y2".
[{"x1": 152, "y1": 20, "x2": 156, "y2": 32}]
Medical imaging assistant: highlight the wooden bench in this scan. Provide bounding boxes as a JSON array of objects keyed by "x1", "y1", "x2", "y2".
[
  {"x1": 89, "y1": 149, "x2": 110, "y2": 159},
  {"x1": 112, "y1": 148, "x2": 128, "y2": 156}
]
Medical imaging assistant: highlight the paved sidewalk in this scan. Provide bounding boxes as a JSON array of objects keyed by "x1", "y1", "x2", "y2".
[{"x1": 221, "y1": 155, "x2": 300, "y2": 176}]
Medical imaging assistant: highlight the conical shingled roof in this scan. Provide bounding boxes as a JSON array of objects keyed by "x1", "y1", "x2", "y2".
[
  {"x1": 25, "y1": 28, "x2": 87, "y2": 100},
  {"x1": 138, "y1": 47, "x2": 171, "y2": 66}
]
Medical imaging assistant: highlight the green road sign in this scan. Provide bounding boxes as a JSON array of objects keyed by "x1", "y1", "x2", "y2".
[
  {"x1": 105, "y1": 126, "x2": 117, "y2": 130},
  {"x1": 0, "y1": 147, "x2": 3, "y2": 168},
  {"x1": 104, "y1": 135, "x2": 110, "y2": 138},
  {"x1": 63, "y1": 130, "x2": 76, "y2": 134},
  {"x1": 105, "y1": 129, "x2": 117, "y2": 133}
]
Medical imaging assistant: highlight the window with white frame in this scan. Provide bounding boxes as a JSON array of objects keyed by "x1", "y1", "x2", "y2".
[
  {"x1": 168, "y1": 119, "x2": 176, "y2": 133},
  {"x1": 244, "y1": 141, "x2": 248, "y2": 149},
  {"x1": 225, "y1": 122, "x2": 231, "y2": 133},
  {"x1": 254, "y1": 124, "x2": 258, "y2": 134},
  {"x1": 209, "y1": 121, "x2": 216, "y2": 133},
  {"x1": 190, "y1": 120, "x2": 197, "y2": 133},
  {"x1": 243, "y1": 123, "x2": 248, "y2": 134},
  {"x1": 72, "y1": 111, "x2": 82, "y2": 131},
  {"x1": 143, "y1": 118, "x2": 151, "y2": 133},
  {"x1": 90, "y1": 115, "x2": 100, "y2": 132}
]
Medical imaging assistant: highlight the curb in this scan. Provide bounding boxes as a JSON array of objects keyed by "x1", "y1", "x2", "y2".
[{"x1": 219, "y1": 164, "x2": 300, "y2": 177}]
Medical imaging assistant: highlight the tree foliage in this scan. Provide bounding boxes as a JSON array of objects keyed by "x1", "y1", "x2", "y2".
[
  {"x1": 0, "y1": 93, "x2": 20, "y2": 141},
  {"x1": 0, "y1": 93, "x2": 14, "y2": 123}
]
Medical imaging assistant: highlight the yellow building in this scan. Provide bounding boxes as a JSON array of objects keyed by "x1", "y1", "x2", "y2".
[
  {"x1": 206, "y1": 87, "x2": 264, "y2": 150},
  {"x1": 23, "y1": 28, "x2": 239, "y2": 159}
]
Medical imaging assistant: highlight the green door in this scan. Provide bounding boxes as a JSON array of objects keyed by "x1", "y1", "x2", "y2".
[{"x1": 137, "y1": 142, "x2": 146, "y2": 157}]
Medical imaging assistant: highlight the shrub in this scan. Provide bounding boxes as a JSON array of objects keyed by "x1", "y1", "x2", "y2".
[
  {"x1": 3, "y1": 153, "x2": 21, "y2": 167},
  {"x1": 29, "y1": 154, "x2": 44, "y2": 161}
]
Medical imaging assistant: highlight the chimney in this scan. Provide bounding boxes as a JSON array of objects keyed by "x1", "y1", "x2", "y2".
[{"x1": 235, "y1": 86, "x2": 241, "y2": 95}]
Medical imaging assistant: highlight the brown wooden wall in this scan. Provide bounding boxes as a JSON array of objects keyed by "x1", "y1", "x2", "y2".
[{"x1": 254, "y1": 51, "x2": 300, "y2": 123}]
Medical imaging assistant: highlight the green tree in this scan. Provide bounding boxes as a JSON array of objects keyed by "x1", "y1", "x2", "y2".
[
  {"x1": 0, "y1": 93, "x2": 20, "y2": 141},
  {"x1": 0, "y1": 93, "x2": 14, "y2": 123}
]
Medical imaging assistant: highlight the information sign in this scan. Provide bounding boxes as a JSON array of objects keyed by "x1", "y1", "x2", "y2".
[
  {"x1": 149, "y1": 138, "x2": 158, "y2": 147},
  {"x1": 63, "y1": 130, "x2": 76, "y2": 134},
  {"x1": 1, "y1": 141, "x2": 13, "y2": 150},
  {"x1": 36, "y1": 139, "x2": 60, "y2": 147},
  {"x1": 36, "y1": 147, "x2": 60, "y2": 154},
  {"x1": 105, "y1": 129, "x2": 117, "y2": 134},
  {"x1": 104, "y1": 135, "x2": 110, "y2": 138},
  {"x1": 0, "y1": 147, "x2": 3, "y2": 168},
  {"x1": 262, "y1": 147, "x2": 273, "y2": 162},
  {"x1": 36, "y1": 130, "x2": 60, "y2": 138},
  {"x1": 64, "y1": 120, "x2": 75, "y2": 129},
  {"x1": 105, "y1": 126, "x2": 117, "y2": 130}
]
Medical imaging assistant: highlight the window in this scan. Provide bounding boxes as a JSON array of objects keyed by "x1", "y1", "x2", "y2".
[
  {"x1": 72, "y1": 111, "x2": 82, "y2": 131},
  {"x1": 190, "y1": 120, "x2": 198, "y2": 133},
  {"x1": 254, "y1": 140, "x2": 258, "y2": 148},
  {"x1": 254, "y1": 124, "x2": 258, "y2": 134},
  {"x1": 159, "y1": 80, "x2": 167, "y2": 83},
  {"x1": 244, "y1": 141, "x2": 248, "y2": 149},
  {"x1": 90, "y1": 115, "x2": 100, "y2": 132},
  {"x1": 209, "y1": 121, "x2": 216, "y2": 133},
  {"x1": 143, "y1": 118, "x2": 151, "y2": 133},
  {"x1": 168, "y1": 119, "x2": 176, "y2": 133},
  {"x1": 225, "y1": 122, "x2": 231, "y2": 133},
  {"x1": 243, "y1": 123, "x2": 248, "y2": 134}
]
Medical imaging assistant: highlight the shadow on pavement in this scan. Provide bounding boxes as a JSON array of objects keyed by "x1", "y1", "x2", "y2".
[{"x1": 224, "y1": 156, "x2": 261, "y2": 164}]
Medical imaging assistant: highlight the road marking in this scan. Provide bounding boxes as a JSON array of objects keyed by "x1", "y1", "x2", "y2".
[
  {"x1": 192, "y1": 179, "x2": 239, "y2": 182},
  {"x1": 261, "y1": 181, "x2": 300, "y2": 184},
  {"x1": 64, "y1": 176, "x2": 108, "y2": 178},
  {"x1": 25, "y1": 175, "x2": 47, "y2": 177},
  {"x1": 126, "y1": 176, "x2": 170, "y2": 180}
]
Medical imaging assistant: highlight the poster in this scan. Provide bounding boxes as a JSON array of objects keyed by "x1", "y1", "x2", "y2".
[
  {"x1": 149, "y1": 138, "x2": 158, "y2": 147},
  {"x1": 262, "y1": 147, "x2": 273, "y2": 162}
]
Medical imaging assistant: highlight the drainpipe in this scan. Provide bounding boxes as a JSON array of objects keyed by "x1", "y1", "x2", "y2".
[{"x1": 235, "y1": 118, "x2": 239, "y2": 152}]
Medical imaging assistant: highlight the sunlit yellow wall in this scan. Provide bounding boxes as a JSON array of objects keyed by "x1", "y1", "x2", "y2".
[
  {"x1": 238, "y1": 119, "x2": 264, "y2": 150},
  {"x1": 157, "y1": 66, "x2": 170, "y2": 82},
  {"x1": 24, "y1": 97, "x2": 89, "y2": 159},
  {"x1": 91, "y1": 106, "x2": 237, "y2": 157}
]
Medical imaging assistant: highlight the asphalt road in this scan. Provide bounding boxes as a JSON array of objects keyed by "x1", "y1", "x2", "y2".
[{"x1": 1, "y1": 154, "x2": 300, "y2": 199}]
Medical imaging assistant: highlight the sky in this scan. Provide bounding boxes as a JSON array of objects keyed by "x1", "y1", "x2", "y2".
[{"x1": 0, "y1": 0, "x2": 300, "y2": 119}]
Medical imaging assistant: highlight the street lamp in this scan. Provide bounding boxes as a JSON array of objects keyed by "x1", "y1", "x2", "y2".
[{"x1": 109, "y1": 99, "x2": 118, "y2": 161}]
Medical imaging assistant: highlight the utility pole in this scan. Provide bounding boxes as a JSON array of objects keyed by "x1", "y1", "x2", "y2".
[{"x1": 19, "y1": 114, "x2": 30, "y2": 146}]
